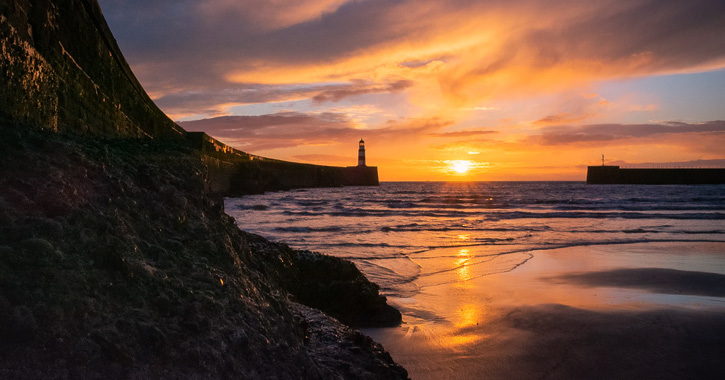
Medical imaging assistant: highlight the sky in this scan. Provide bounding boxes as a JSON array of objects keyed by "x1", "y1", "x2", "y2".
[{"x1": 98, "y1": 0, "x2": 725, "y2": 181}]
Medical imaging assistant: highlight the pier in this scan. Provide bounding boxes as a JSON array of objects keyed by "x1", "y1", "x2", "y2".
[{"x1": 587, "y1": 166, "x2": 725, "y2": 184}]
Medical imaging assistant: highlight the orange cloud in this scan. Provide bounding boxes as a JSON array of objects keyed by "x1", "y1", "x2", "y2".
[
  {"x1": 106, "y1": 0, "x2": 725, "y2": 118},
  {"x1": 210, "y1": 0, "x2": 725, "y2": 123}
]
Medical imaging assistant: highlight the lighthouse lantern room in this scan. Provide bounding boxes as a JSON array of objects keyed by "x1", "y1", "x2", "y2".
[{"x1": 358, "y1": 138, "x2": 366, "y2": 167}]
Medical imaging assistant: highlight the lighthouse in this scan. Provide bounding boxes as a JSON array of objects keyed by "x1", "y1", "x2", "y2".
[
  {"x1": 343, "y1": 138, "x2": 378, "y2": 185},
  {"x1": 358, "y1": 138, "x2": 366, "y2": 167}
]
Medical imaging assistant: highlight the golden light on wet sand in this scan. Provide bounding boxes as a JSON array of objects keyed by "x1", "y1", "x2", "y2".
[{"x1": 456, "y1": 248, "x2": 473, "y2": 283}]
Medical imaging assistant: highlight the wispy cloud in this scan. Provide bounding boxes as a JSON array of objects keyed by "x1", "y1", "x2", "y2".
[
  {"x1": 178, "y1": 112, "x2": 451, "y2": 151},
  {"x1": 535, "y1": 120, "x2": 725, "y2": 145},
  {"x1": 312, "y1": 80, "x2": 413, "y2": 103},
  {"x1": 534, "y1": 112, "x2": 595, "y2": 126},
  {"x1": 427, "y1": 129, "x2": 498, "y2": 138}
]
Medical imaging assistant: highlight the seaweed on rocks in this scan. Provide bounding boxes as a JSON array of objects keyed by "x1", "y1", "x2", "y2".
[
  {"x1": 244, "y1": 233, "x2": 403, "y2": 328},
  {"x1": 0, "y1": 125, "x2": 408, "y2": 379}
]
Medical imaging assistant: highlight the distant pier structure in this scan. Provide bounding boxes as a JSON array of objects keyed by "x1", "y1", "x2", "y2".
[
  {"x1": 587, "y1": 156, "x2": 725, "y2": 185},
  {"x1": 358, "y1": 138, "x2": 366, "y2": 167}
]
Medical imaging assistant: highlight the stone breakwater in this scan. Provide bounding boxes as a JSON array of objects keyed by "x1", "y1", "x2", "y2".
[
  {"x1": 0, "y1": 126, "x2": 406, "y2": 379},
  {"x1": 186, "y1": 132, "x2": 379, "y2": 196}
]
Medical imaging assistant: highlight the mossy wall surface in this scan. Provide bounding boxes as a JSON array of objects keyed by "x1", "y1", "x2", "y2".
[{"x1": 0, "y1": 0, "x2": 183, "y2": 137}]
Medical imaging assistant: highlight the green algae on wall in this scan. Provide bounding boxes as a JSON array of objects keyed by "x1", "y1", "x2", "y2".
[{"x1": 0, "y1": 0, "x2": 183, "y2": 137}]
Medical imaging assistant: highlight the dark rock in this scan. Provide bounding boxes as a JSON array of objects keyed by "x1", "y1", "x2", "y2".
[
  {"x1": 294, "y1": 304, "x2": 409, "y2": 380},
  {"x1": 79, "y1": 227, "x2": 95, "y2": 244},
  {"x1": 229, "y1": 329, "x2": 250, "y2": 352},
  {"x1": 91, "y1": 326, "x2": 134, "y2": 366},
  {"x1": 152, "y1": 294, "x2": 173, "y2": 316},
  {"x1": 0, "y1": 208, "x2": 13, "y2": 226},
  {"x1": 0, "y1": 306, "x2": 37, "y2": 343},
  {"x1": 165, "y1": 238, "x2": 185, "y2": 255},
  {"x1": 74, "y1": 337, "x2": 103, "y2": 364},
  {"x1": 0, "y1": 245, "x2": 14, "y2": 261},
  {"x1": 246, "y1": 235, "x2": 402, "y2": 328},
  {"x1": 136, "y1": 322, "x2": 167, "y2": 355},
  {"x1": 290, "y1": 252, "x2": 403, "y2": 327},
  {"x1": 24, "y1": 216, "x2": 64, "y2": 240},
  {"x1": 92, "y1": 239, "x2": 128, "y2": 273},
  {"x1": 12, "y1": 237, "x2": 62, "y2": 266}
]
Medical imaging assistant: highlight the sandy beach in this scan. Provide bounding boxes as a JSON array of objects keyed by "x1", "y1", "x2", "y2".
[{"x1": 365, "y1": 241, "x2": 725, "y2": 379}]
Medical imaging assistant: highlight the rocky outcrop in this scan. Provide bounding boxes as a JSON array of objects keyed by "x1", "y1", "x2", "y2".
[
  {"x1": 0, "y1": 0, "x2": 403, "y2": 377},
  {"x1": 245, "y1": 233, "x2": 402, "y2": 328},
  {"x1": 0, "y1": 126, "x2": 406, "y2": 379}
]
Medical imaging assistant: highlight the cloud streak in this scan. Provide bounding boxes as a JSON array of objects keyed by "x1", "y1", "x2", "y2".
[
  {"x1": 178, "y1": 112, "x2": 451, "y2": 151},
  {"x1": 312, "y1": 80, "x2": 413, "y2": 103},
  {"x1": 427, "y1": 129, "x2": 498, "y2": 138},
  {"x1": 535, "y1": 120, "x2": 725, "y2": 145}
]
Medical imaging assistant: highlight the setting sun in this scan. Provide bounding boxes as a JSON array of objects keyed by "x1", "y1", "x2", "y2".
[{"x1": 450, "y1": 160, "x2": 472, "y2": 174}]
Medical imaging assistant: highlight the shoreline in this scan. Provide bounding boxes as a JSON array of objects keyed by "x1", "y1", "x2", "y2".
[{"x1": 365, "y1": 241, "x2": 725, "y2": 379}]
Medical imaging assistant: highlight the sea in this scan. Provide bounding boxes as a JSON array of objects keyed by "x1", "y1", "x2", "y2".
[{"x1": 225, "y1": 181, "x2": 725, "y2": 300}]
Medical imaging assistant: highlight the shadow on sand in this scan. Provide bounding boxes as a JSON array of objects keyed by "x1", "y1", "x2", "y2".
[{"x1": 544, "y1": 267, "x2": 725, "y2": 297}]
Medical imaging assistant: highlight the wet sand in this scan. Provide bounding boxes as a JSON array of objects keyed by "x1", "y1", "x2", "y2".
[{"x1": 364, "y1": 242, "x2": 725, "y2": 379}]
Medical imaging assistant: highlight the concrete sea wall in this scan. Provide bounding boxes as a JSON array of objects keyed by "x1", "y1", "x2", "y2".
[{"x1": 1, "y1": 0, "x2": 184, "y2": 137}]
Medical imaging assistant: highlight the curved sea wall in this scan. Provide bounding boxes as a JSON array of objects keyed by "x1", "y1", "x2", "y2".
[
  {"x1": 0, "y1": 0, "x2": 401, "y2": 378},
  {"x1": 0, "y1": 0, "x2": 183, "y2": 137},
  {"x1": 1, "y1": 0, "x2": 378, "y2": 191}
]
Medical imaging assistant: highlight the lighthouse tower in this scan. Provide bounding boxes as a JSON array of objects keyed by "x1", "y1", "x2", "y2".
[{"x1": 358, "y1": 138, "x2": 366, "y2": 167}]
